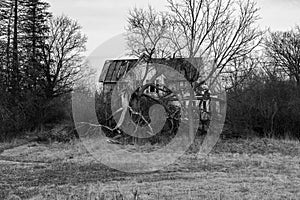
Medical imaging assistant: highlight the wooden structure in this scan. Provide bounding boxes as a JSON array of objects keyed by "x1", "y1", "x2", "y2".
[{"x1": 97, "y1": 56, "x2": 215, "y2": 140}]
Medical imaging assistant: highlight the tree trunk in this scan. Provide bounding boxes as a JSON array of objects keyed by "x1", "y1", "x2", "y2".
[
  {"x1": 12, "y1": 0, "x2": 19, "y2": 96},
  {"x1": 6, "y1": 3, "x2": 13, "y2": 89},
  {"x1": 188, "y1": 86, "x2": 195, "y2": 142},
  {"x1": 31, "y1": 2, "x2": 37, "y2": 91}
]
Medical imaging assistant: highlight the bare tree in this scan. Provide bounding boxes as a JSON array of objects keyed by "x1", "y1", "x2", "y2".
[
  {"x1": 126, "y1": 6, "x2": 173, "y2": 58},
  {"x1": 222, "y1": 53, "x2": 260, "y2": 91},
  {"x1": 167, "y1": 0, "x2": 261, "y2": 139},
  {"x1": 42, "y1": 15, "x2": 87, "y2": 99},
  {"x1": 265, "y1": 26, "x2": 300, "y2": 86},
  {"x1": 125, "y1": 0, "x2": 262, "y2": 141},
  {"x1": 167, "y1": 0, "x2": 262, "y2": 80},
  {"x1": 127, "y1": 0, "x2": 262, "y2": 89}
]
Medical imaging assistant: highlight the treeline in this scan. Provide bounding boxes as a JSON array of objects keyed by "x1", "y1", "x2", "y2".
[
  {"x1": 1, "y1": 0, "x2": 299, "y2": 142},
  {"x1": 0, "y1": 0, "x2": 87, "y2": 140},
  {"x1": 225, "y1": 27, "x2": 300, "y2": 140}
]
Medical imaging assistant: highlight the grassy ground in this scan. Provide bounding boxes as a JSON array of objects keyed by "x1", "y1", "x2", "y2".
[{"x1": 0, "y1": 138, "x2": 299, "y2": 200}]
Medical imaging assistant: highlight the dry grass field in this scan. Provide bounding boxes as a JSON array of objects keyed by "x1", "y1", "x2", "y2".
[{"x1": 0, "y1": 138, "x2": 299, "y2": 200}]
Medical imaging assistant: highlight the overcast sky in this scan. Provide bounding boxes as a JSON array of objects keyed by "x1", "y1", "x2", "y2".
[{"x1": 47, "y1": 0, "x2": 300, "y2": 55}]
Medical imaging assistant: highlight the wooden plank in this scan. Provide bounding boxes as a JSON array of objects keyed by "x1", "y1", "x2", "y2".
[
  {"x1": 111, "y1": 60, "x2": 122, "y2": 82},
  {"x1": 99, "y1": 60, "x2": 111, "y2": 82},
  {"x1": 105, "y1": 61, "x2": 117, "y2": 83},
  {"x1": 117, "y1": 60, "x2": 131, "y2": 81}
]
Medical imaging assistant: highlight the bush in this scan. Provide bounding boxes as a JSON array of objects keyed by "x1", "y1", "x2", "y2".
[
  {"x1": 0, "y1": 92, "x2": 75, "y2": 142},
  {"x1": 226, "y1": 79, "x2": 300, "y2": 140}
]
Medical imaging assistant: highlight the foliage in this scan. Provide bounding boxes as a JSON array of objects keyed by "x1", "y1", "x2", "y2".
[
  {"x1": 226, "y1": 72, "x2": 300, "y2": 140},
  {"x1": 0, "y1": 0, "x2": 87, "y2": 141}
]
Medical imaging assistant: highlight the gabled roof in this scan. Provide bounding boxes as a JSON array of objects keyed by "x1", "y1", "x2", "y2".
[{"x1": 99, "y1": 58, "x2": 202, "y2": 84}]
